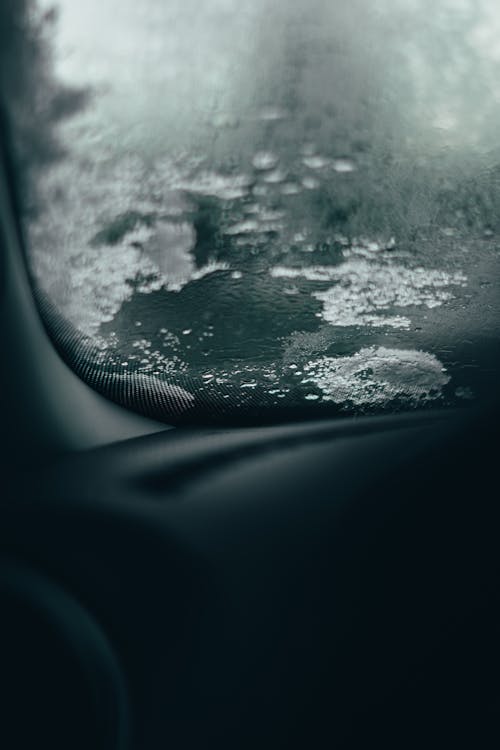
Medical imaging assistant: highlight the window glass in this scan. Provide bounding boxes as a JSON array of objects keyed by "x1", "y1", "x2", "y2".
[{"x1": 4, "y1": 0, "x2": 500, "y2": 421}]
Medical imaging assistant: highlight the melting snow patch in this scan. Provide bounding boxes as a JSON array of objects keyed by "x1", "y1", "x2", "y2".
[
  {"x1": 302, "y1": 347, "x2": 450, "y2": 406},
  {"x1": 189, "y1": 261, "x2": 230, "y2": 283},
  {"x1": 271, "y1": 260, "x2": 467, "y2": 328}
]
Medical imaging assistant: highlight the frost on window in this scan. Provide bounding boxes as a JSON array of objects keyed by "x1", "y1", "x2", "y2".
[{"x1": 4, "y1": 0, "x2": 500, "y2": 420}]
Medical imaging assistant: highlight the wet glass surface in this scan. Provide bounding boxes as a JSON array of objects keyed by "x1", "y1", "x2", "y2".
[{"x1": 7, "y1": 0, "x2": 500, "y2": 418}]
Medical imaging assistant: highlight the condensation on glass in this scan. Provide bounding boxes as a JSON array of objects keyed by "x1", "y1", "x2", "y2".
[{"x1": 12, "y1": 1, "x2": 500, "y2": 418}]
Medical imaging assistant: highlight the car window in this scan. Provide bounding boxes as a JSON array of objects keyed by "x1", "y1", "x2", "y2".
[{"x1": 3, "y1": 0, "x2": 500, "y2": 422}]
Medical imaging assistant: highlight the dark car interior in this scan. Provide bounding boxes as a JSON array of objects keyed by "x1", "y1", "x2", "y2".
[{"x1": 2, "y1": 2, "x2": 500, "y2": 748}]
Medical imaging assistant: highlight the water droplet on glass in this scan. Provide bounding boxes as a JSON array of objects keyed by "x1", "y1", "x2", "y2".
[
  {"x1": 262, "y1": 168, "x2": 287, "y2": 184},
  {"x1": 332, "y1": 158, "x2": 356, "y2": 173},
  {"x1": 281, "y1": 182, "x2": 301, "y2": 195},
  {"x1": 302, "y1": 176, "x2": 320, "y2": 190},
  {"x1": 252, "y1": 151, "x2": 280, "y2": 171},
  {"x1": 258, "y1": 106, "x2": 288, "y2": 121},
  {"x1": 302, "y1": 155, "x2": 330, "y2": 169}
]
